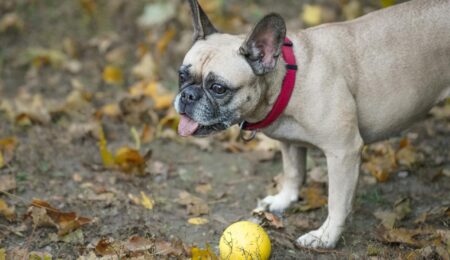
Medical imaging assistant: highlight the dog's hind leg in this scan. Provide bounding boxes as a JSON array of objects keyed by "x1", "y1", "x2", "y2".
[{"x1": 256, "y1": 143, "x2": 306, "y2": 214}]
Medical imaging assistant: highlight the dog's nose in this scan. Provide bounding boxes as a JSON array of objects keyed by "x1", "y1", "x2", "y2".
[{"x1": 180, "y1": 86, "x2": 203, "y2": 104}]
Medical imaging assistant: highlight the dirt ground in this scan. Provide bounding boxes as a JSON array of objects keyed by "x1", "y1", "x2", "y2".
[{"x1": 0, "y1": 0, "x2": 449, "y2": 259}]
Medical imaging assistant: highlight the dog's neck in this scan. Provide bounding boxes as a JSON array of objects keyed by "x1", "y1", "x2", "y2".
[{"x1": 243, "y1": 57, "x2": 288, "y2": 124}]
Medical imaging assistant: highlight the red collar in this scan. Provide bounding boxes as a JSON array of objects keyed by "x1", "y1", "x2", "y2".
[{"x1": 240, "y1": 37, "x2": 297, "y2": 133}]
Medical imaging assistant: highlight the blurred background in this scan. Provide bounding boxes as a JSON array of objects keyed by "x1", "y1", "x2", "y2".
[{"x1": 0, "y1": 0, "x2": 449, "y2": 259}]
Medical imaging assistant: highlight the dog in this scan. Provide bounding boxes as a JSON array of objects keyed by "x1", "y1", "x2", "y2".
[{"x1": 174, "y1": 0, "x2": 450, "y2": 248}]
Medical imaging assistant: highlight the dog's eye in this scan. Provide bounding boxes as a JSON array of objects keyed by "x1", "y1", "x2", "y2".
[
  {"x1": 211, "y1": 83, "x2": 227, "y2": 95},
  {"x1": 179, "y1": 71, "x2": 188, "y2": 84}
]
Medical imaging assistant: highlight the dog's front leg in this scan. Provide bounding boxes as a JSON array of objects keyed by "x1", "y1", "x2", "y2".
[
  {"x1": 297, "y1": 139, "x2": 362, "y2": 248},
  {"x1": 257, "y1": 142, "x2": 307, "y2": 214}
]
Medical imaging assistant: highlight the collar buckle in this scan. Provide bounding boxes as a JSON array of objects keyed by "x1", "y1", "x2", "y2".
[{"x1": 239, "y1": 122, "x2": 257, "y2": 142}]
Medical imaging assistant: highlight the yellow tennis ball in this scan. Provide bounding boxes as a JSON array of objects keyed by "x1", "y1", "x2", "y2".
[{"x1": 219, "y1": 221, "x2": 271, "y2": 260}]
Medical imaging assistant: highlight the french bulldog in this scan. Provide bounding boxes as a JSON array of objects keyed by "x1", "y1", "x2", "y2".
[{"x1": 174, "y1": 0, "x2": 450, "y2": 248}]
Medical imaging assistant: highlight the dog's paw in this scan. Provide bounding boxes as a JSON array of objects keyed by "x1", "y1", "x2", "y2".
[
  {"x1": 296, "y1": 228, "x2": 339, "y2": 249},
  {"x1": 255, "y1": 192, "x2": 297, "y2": 213}
]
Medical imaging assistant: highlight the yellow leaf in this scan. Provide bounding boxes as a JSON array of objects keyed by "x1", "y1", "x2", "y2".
[
  {"x1": 157, "y1": 113, "x2": 180, "y2": 134},
  {"x1": 115, "y1": 147, "x2": 145, "y2": 174},
  {"x1": 102, "y1": 66, "x2": 123, "y2": 84},
  {"x1": 0, "y1": 152, "x2": 3, "y2": 168},
  {"x1": 144, "y1": 81, "x2": 158, "y2": 98},
  {"x1": 191, "y1": 244, "x2": 218, "y2": 260},
  {"x1": 154, "y1": 94, "x2": 175, "y2": 110},
  {"x1": 79, "y1": 0, "x2": 97, "y2": 15},
  {"x1": 188, "y1": 217, "x2": 209, "y2": 225},
  {"x1": 0, "y1": 199, "x2": 16, "y2": 221},
  {"x1": 302, "y1": 4, "x2": 322, "y2": 26},
  {"x1": 130, "y1": 127, "x2": 141, "y2": 150},
  {"x1": 156, "y1": 26, "x2": 176, "y2": 54},
  {"x1": 0, "y1": 248, "x2": 5, "y2": 260},
  {"x1": 98, "y1": 125, "x2": 115, "y2": 167},
  {"x1": 140, "y1": 191, "x2": 154, "y2": 209},
  {"x1": 380, "y1": 0, "x2": 396, "y2": 8},
  {"x1": 97, "y1": 103, "x2": 121, "y2": 118}
]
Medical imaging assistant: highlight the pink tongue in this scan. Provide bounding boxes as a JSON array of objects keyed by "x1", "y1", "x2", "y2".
[{"x1": 178, "y1": 115, "x2": 200, "y2": 136}]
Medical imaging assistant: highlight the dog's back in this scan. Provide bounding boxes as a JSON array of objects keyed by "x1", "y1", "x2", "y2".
[{"x1": 302, "y1": 0, "x2": 450, "y2": 142}]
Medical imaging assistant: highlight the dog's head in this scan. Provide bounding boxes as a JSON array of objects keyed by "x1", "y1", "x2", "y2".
[{"x1": 174, "y1": 0, "x2": 286, "y2": 136}]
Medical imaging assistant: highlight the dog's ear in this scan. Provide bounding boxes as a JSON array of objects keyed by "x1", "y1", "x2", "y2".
[
  {"x1": 239, "y1": 13, "x2": 286, "y2": 75},
  {"x1": 187, "y1": 0, "x2": 218, "y2": 41}
]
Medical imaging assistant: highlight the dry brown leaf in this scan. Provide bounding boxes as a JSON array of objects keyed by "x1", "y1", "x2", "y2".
[
  {"x1": 102, "y1": 65, "x2": 123, "y2": 84},
  {"x1": 254, "y1": 211, "x2": 284, "y2": 229},
  {"x1": 140, "y1": 124, "x2": 154, "y2": 143},
  {"x1": 362, "y1": 142, "x2": 397, "y2": 182},
  {"x1": 195, "y1": 183, "x2": 212, "y2": 194},
  {"x1": 178, "y1": 191, "x2": 209, "y2": 216},
  {"x1": 374, "y1": 210, "x2": 397, "y2": 229},
  {"x1": 377, "y1": 227, "x2": 423, "y2": 247},
  {"x1": 114, "y1": 147, "x2": 145, "y2": 173},
  {"x1": 393, "y1": 197, "x2": 411, "y2": 221},
  {"x1": 95, "y1": 238, "x2": 122, "y2": 256},
  {"x1": 0, "y1": 199, "x2": 16, "y2": 221},
  {"x1": 396, "y1": 143, "x2": 418, "y2": 168},
  {"x1": 27, "y1": 199, "x2": 91, "y2": 236},
  {"x1": 297, "y1": 184, "x2": 327, "y2": 212}
]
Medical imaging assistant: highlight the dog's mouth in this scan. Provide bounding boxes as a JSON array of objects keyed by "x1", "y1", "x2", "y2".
[{"x1": 178, "y1": 114, "x2": 227, "y2": 137}]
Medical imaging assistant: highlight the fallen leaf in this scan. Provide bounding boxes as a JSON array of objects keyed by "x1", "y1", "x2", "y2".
[
  {"x1": 132, "y1": 53, "x2": 156, "y2": 80},
  {"x1": 95, "y1": 238, "x2": 122, "y2": 256},
  {"x1": 28, "y1": 251, "x2": 52, "y2": 260},
  {"x1": 253, "y1": 211, "x2": 284, "y2": 229},
  {"x1": 396, "y1": 141, "x2": 418, "y2": 168},
  {"x1": 143, "y1": 81, "x2": 175, "y2": 110},
  {"x1": 377, "y1": 227, "x2": 423, "y2": 247},
  {"x1": 393, "y1": 197, "x2": 411, "y2": 221},
  {"x1": 0, "y1": 199, "x2": 16, "y2": 221},
  {"x1": 380, "y1": 0, "x2": 396, "y2": 8},
  {"x1": 140, "y1": 124, "x2": 154, "y2": 143},
  {"x1": 140, "y1": 191, "x2": 154, "y2": 209},
  {"x1": 362, "y1": 142, "x2": 397, "y2": 182},
  {"x1": 0, "y1": 174, "x2": 16, "y2": 192},
  {"x1": 0, "y1": 248, "x2": 5, "y2": 260},
  {"x1": 374, "y1": 210, "x2": 397, "y2": 229},
  {"x1": 195, "y1": 183, "x2": 212, "y2": 194},
  {"x1": 114, "y1": 147, "x2": 146, "y2": 173},
  {"x1": 188, "y1": 217, "x2": 209, "y2": 225},
  {"x1": 96, "y1": 103, "x2": 121, "y2": 119},
  {"x1": 79, "y1": 0, "x2": 97, "y2": 16},
  {"x1": 296, "y1": 184, "x2": 327, "y2": 212},
  {"x1": 191, "y1": 244, "x2": 218, "y2": 260},
  {"x1": 301, "y1": 4, "x2": 322, "y2": 26},
  {"x1": 157, "y1": 26, "x2": 176, "y2": 54},
  {"x1": 102, "y1": 65, "x2": 123, "y2": 84},
  {"x1": 24, "y1": 48, "x2": 67, "y2": 69},
  {"x1": 178, "y1": 191, "x2": 209, "y2": 216},
  {"x1": 0, "y1": 12, "x2": 24, "y2": 32},
  {"x1": 27, "y1": 199, "x2": 91, "y2": 236},
  {"x1": 98, "y1": 125, "x2": 115, "y2": 167}
]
